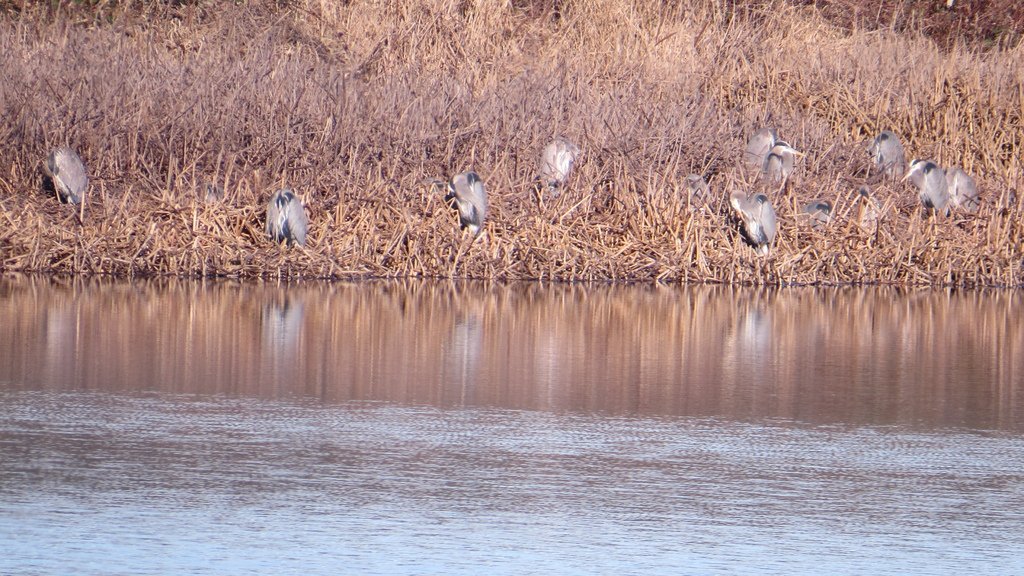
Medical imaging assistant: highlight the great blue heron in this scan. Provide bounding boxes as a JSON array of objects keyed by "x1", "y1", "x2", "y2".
[
  {"x1": 538, "y1": 137, "x2": 580, "y2": 196},
  {"x1": 945, "y1": 166, "x2": 980, "y2": 212},
  {"x1": 42, "y1": 147, "x2": 88, "y2": 205},
  {"x1": 744, "y1": 127, "x2": 778, "y2": 170},
  {"x1": 903, "y1": 160, "x2": 950, "y2": 215},
  {"x1": 265, "y1": 188, "x2": 308, "y2": 246},
  {"x1": 729, "y1": 190, "x2": 777, "y2": 255},
  {"x1": 868, "y1": 130, "x2": 907, "y2": 178},
  {"x1": 743, "y1": 128, "x2": 802, "y2": 188},
  {"x1": 764, "y1": 141, "x2": 803, "y2": 187},
  {"x1": 684, "y1": 174, "x2": 710, "y2": 208},
  {"x1": 446, "y1": 171, "x2": 488, "y2": 236},
  {"x1": 204, "y1": 183, "x2": 224, "y2": 203},
  {"x1": 857, "y1": 185, "x2": 883, "y2": 230},
  {"x1": 802, "y1": 200, "x2": 832, "y2": 228}
]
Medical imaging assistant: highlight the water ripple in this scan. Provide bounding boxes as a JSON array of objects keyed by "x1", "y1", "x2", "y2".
[{"x1": 1, "y1": 391, "x2": 1022, "y2": 575}]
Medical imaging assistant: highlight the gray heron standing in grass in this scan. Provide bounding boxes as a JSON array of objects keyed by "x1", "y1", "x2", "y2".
[
  {"x1": 802, "y1": 200, "x2": 832, "y2": 228},
  {"x1": 903, "y1": 160, "x2": 950, "y2": 215},
  {"x1": 538, "y1": 137, "x2": 581, "y2": 196},
  {"x1": 685, "y1": 174, "x2": 710, "y2": 208},
  {"x1": 764, "y1": 140, "x2": 803, "y2": 188},
  {"x1": 446, "y1": 171, "x2": 488, "y2": 237},
  {"x1": 204, "y1": 183, "x2": 224, "y2": 203},
  {"x1": 265, "y1": 188, "x2": 308, "y2": 246},
  {"x1": 945, "y1": 166, "x2": 980, "y2": 212},
  {"x1": 743, "y1": 128, "x2": 802, "y2": 188},
  {"x1": 857, "y1": 185, "x2": 883, "y2": 230},
  {"x1": 868, "y1": 130, "x2": 907, "y2": 178},
  {"x1": 729, "y1": 190, "x2": 777, "y2": 256},
  {"x1": 744, "y1": 127, "x2": 778, "y2": 170},
  {"x1": 42, "y1": 147, "x2": 88, "y2": 205}
]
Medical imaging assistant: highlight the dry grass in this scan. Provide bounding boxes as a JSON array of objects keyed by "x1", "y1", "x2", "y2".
[{"x1": 0, "y1": 0, "x2": 1021, "y2": 286}]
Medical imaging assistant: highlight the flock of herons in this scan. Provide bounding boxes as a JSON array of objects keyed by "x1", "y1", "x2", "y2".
[
  {"x1": 729, "y1": 127, "x2": 980, "y2": 255},
  {"x1": 39, "y1": 127, "x2": 979, "y2": 258}
]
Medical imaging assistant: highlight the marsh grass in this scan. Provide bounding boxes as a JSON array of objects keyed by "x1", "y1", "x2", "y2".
[{"x1": 0, "y1": 0, "x2": 1021, "y2": 285}]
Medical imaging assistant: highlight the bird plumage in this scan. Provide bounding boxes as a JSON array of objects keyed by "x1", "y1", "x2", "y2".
[
  {"x1": 730, "y1": 190, "x2": 777, "y2": 255},
  {"x1": 538, "y1": 137, "x2": 581, "y2": 196},
  {"x1": 904, "y1": 159, "x2": 950, "y2": 215},
  {"x1": 684, "y1": 174, "x2": 710, "y2": 208},
  {"x1": 764, "y1": 141, "x2": 801, "y2": 186},
  {"x1": 857, "y1": 185, "x2": 884, "y2": 230},
  {"x1": 945, "y1": 166, "x2": 980, "y2": 212},
  {"x1": 744, "y1": 127, "x2": 778, "y2": 170},
  {"x1": 446, "y1": 171, "x2": 488, "y2": 236},
  {"x1": 802, "y1": 200, "x2": 832, "y2": 228},
  {"x1": 868, "y1": 130, "x2": 907, "y2": 179},
  {"x1": 43, "y1": 147, "x2": 88, "y2": 205},
  {"x1": 744, "y1": 128, "x2": 801, "y2": 188},
  {"x1": 265, "y1": 188, "x2": 309, "y2": 246}
]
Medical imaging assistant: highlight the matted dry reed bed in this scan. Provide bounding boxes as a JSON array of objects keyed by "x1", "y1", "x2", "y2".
[{"x1": 0, "y1": 0, "x2": 1022, "y2": 286}]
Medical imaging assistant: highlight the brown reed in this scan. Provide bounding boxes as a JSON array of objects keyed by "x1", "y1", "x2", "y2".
[{"x1": 0, "y1": 0, "x2": 1021, "y2": 286}]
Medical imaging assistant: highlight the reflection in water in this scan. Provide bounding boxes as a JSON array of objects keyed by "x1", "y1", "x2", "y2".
[
  {"x1": 261, "y1": 294, "x2": 304, "y2": 351},
  {"x1": 445, "y1": 307, "x2": 483, "y2": 402},
  {"x1": 1, "y1": 275, "x2": 1022, "y2": 430},
  {"x1": 260, "y1": 294, "x2": 305, "y2": 393},
  {"x1": 2, "y1": 276, "x2": 1024, "y2": 575}
]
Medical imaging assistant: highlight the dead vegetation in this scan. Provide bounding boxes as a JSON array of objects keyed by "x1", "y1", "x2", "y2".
[{"x1": 0, "y1": 0, "x2": 1021, "y2": 286}]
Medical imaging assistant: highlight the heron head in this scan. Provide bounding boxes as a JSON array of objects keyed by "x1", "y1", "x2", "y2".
[
  {"x1": 729, "y1": 190, "x2": 747, "y2": 211},
  {"x1": 809, "y1": 200, "x2": 831, "y2": 214},
  {"x1": 465, "y1": 171, "x2": 481, "y2": 187},
  {"x1": 905, "y1": 159, "x2": 941, "y2": 183},
  {"x1": 902, "y1": 159, "x2": 923, "y2": 182},
  {"x1": 772, "y1": 141, "x2": 804, "y2": 157}
]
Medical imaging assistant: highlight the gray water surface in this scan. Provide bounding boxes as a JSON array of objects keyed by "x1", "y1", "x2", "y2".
[{"x1": 1, "y1": 277, "x2": 1023, "y2": 575}]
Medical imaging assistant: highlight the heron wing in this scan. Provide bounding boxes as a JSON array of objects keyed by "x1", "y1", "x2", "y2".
[{"x1": 285, "y1": 197, "x2": 308, "y2": 245}]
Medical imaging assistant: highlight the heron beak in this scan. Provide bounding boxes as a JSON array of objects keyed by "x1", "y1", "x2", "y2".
[{"x1": 422, "y1": 177, "x2": 448, "y2": 191}]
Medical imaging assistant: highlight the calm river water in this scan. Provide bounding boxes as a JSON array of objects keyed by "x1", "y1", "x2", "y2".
[{"x1": 1, "y1": 276, "x2": 1023, "y2": 575}]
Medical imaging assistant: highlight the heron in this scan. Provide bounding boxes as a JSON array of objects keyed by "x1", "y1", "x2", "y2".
[
  {"x1": 868, "y1": 130, "x2": 907, "y2": 178},
  {"x1": 903, "y1": 159, "x2": 950, "y2": 215},
  {"x1": 446, "y1": 171, "x2": 488, "y2": 236},
  {"x1": 265, "y1": 188, "x2": 308, "y2": 246},
  {"x1": 204, "y1": 183, "x2": 224, "y2": 203},
  {"x1": 802, "y1": 200, "x2": 832, "y2": 228},
  {"x1": 684, "y1": 174, "x2": 709, "y2": 208},
  {"x1": 857, "y1": 185, "x2": 883, "y2": 230},
  {"x1": 764, "y1": 141, "x2": 803, "y2": 187},
  {"x1": 744, "y1": 127, "x2": 778, "y2": 170},
  {"x1": 729, "y1": 190, "x2": 776, "y2": 255},
  {"x1": 42, "y1": 147, "x2": 88, "y2": 205},
  {"x1": 538, "y1": 137, "x2": 581, "y2": 196},
  {"x1": 945, "y1": 166, "x2": 980, "y2": 212}
]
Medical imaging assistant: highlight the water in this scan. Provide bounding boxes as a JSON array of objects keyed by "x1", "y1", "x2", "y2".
[{"x1": 1, "y1": 277, "x2": 1023, "y2": 575}]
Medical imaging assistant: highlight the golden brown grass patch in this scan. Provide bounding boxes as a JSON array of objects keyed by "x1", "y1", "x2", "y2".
[{"x1": 0, "y1": 0, "x2": 1021, "y2": 285}]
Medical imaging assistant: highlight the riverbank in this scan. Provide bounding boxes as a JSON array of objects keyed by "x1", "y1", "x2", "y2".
[{"x1": 0, "y1": 0, "x2": 1021, "y2": 285}]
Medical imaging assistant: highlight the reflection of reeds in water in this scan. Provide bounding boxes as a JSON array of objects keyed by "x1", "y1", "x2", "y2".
[
  {"x1": 1, "y1": 276, "x2": 1022, "y2": 429},
  {"x1": 0, "y1": 2, "x2": 1021, "y2": 285}
]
